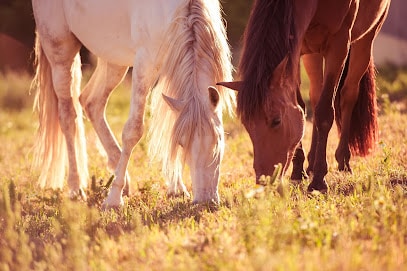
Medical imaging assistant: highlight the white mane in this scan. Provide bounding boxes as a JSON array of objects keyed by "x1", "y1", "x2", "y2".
[{"x1": 148, "y1": 0, "x2": 234, "y2": 180}]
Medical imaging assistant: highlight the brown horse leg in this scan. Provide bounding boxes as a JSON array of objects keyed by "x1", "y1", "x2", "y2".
[
  {"x1": 308, "y1": 33, "x2": 352, "y2": 193},
  {"x1": 302, "y1": 54, "x2": 323, "y2": 175},
  {"x1": 334, "y1": 28, "x2": 379, "y2": 172},
  {"x1": 291, "y1": 142, "x2": 308, "y2": 181},
  {"x1": 291, "y1": 85, "x2": 308, "y2": 181}
]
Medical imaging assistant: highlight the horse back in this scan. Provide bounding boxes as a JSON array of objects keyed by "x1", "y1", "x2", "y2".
[{"x1": 34, "y1": 0, "x2": 181, "y2": 67}]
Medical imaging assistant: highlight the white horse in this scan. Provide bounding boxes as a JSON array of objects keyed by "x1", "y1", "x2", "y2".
[{"x1": 31, "y1": 0, "x2": 235, "y2": 207}]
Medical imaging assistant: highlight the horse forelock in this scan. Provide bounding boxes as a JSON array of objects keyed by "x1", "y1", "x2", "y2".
[
  {"x1": 148, "y1": 0, "x2": 233, "y2": 176},
  {"x1": 237, "y1": 0, "x2": 297, "y2": 122}
]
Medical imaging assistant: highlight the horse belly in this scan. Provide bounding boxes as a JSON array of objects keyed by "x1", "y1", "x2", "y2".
[
  {"x1": 71, "y1": 26, "x2": 137, "y2": 67},
  {"x1": 302, "y1": 0, "x2": 353, "y2": 53},
  {"x1": 63, "y1": 1, "x2": 134, "y2": 66}
]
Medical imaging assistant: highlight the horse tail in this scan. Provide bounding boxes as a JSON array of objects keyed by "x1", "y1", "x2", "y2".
[
  {"x1": 335, "y1": 54, "x2": 378, "y2": 156},
  {"x1": 31, "y1": 33, "x2": 87, "y2": 189}
]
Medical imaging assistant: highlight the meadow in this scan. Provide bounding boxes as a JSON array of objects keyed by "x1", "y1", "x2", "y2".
[{"x1": 0, "y1": 65, "x2": 406, "y2": 270}]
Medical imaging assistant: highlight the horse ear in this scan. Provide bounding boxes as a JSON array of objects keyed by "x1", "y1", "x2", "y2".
[
  {"x1": 162, "y1": 93, "x2": 184, "y2": 112},
  {"x1": 272, "y1": 56, "x2": 289, "y2": 84},
  {"x1": 216, "y1": 81, "x2": 243, "y2": 92},
  {"x1": 208, "y1": 86, "x2": 220, "y2": 108}
]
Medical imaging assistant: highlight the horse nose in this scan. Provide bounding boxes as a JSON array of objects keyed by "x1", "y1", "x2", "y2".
[{"x1": 254, "y1": 159, "x2": 285, "y2": 185}]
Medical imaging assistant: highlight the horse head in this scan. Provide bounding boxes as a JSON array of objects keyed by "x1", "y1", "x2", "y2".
[
  {"x1": 219, "y1": 58, "x2": 305, "y2": 183},
  {"x1": 162, "y1": 86, "x2": 224, "y2": 203}
]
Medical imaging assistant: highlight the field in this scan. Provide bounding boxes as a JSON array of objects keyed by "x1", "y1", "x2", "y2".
[{"x1": 0, "y1": 66, "x2": 406, "y2": 271}]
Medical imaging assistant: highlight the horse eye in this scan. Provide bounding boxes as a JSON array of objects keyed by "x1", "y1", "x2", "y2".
[{"x1": 269, "y1": 117, "x2": 281, "y2": 128}]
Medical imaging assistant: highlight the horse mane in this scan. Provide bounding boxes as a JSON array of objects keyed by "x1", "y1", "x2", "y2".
[
  {"x1": 237, "y1": 0, "x2": 297, "y2": 121},
  {"x1": 148, "y1": 0, "x2": 234, "y2": 179}
]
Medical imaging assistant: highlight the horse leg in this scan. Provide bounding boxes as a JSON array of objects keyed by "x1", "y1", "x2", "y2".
[
  {"x1": 103, "y1": 50, "x2": 150, "y2": 208},
  {"x1": 302, "y1": 53, "x2": 323, "y2": 175},
  {"x1": 291, "y1": 85, "x2": 308, "y2": 181},
  {"x1": 79, "y1": 59, "x2": 131, "y2": 195},
  {"x1": 291, "y1": 142, "x2": 308, "y2": 181},
  {"x1": 42, "y1": 37, "x2": 88, "y2": 198},
  {"x1": 334, "y1": 28, "x2": 379, "y2": 172},
  {"x1": 308, "y1": 29, "x2": 354, "y2": 193}
]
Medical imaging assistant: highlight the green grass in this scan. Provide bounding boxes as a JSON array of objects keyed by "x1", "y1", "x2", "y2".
[{"x1": 0, "y1": 68, "x2": 407, "y2": 270}]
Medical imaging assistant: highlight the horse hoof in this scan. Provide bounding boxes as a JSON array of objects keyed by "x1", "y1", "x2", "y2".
[
  {"x1": 307, "y1": 180, "x2": 328, "y2": 194},
  {"x1": 290, "y1": 170, "x2": 309, "y2": 182},
  {"x1": 102, "y1": 190, "x2": 124, "y2": 210},
  {"x1": 192, "y1": 198, "x2": 220, "y2": 209},
  {"x1": 101, "y1": 199, "x2": 124, "y2": 211}
]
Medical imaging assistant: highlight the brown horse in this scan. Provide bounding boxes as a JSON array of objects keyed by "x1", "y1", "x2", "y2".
[{"x1": 219, "y1": 0, "x2": 390, "y2": 192}]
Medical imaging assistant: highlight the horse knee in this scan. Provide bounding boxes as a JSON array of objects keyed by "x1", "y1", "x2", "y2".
[
  {"x1": 314, "y1": 105, "x2": 334, "y2": 133},
  {"x1": 80, "y1": 95, "x2": 104, "y2": 123},
  {"x1": 122, "y1": 119, "x2": 144, "y2": 150}
]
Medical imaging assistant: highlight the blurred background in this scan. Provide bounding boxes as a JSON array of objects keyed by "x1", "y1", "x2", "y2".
[
  {"x1": 1, "y1": 0, "x2": 406, "y2": 73},
  {"x1": 0, "y1": 0, "x2": 406, "y2": 115}
]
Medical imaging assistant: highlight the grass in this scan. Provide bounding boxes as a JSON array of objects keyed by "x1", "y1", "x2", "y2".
[{"x1": 0, "y1": 67, "x2": 407, "y2": 271}]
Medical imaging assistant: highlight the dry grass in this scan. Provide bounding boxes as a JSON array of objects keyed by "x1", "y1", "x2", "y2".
[{"x1": 0, "y1": 67, "x2": 406, "y2": 270}]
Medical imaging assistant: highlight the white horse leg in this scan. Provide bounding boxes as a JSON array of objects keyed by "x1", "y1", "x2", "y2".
[
  {"x1": 79, "y1": 59, "x2": 131, "y2": 194},
  {"x1": 103, "y1": 50, "x2": 150, "y2": 208},
  {"x1": 44, "y1": 38, "x2": 88, "y2": 198}
]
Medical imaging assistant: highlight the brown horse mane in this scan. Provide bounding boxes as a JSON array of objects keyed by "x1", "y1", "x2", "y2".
[{"x1": 237, "y1": 0, "x2": 297, "y2": 121}]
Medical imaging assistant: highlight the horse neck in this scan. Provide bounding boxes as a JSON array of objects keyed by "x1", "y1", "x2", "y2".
[
  {"x1": 155, "y1": 0, "x2": 232, "y2": 96},
  {"x1": 237, "y1": 0, "x2": 299, "y2": 121},
  {"x1": 148, "y1": 0, "x2": 231, "y2": 170}
]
